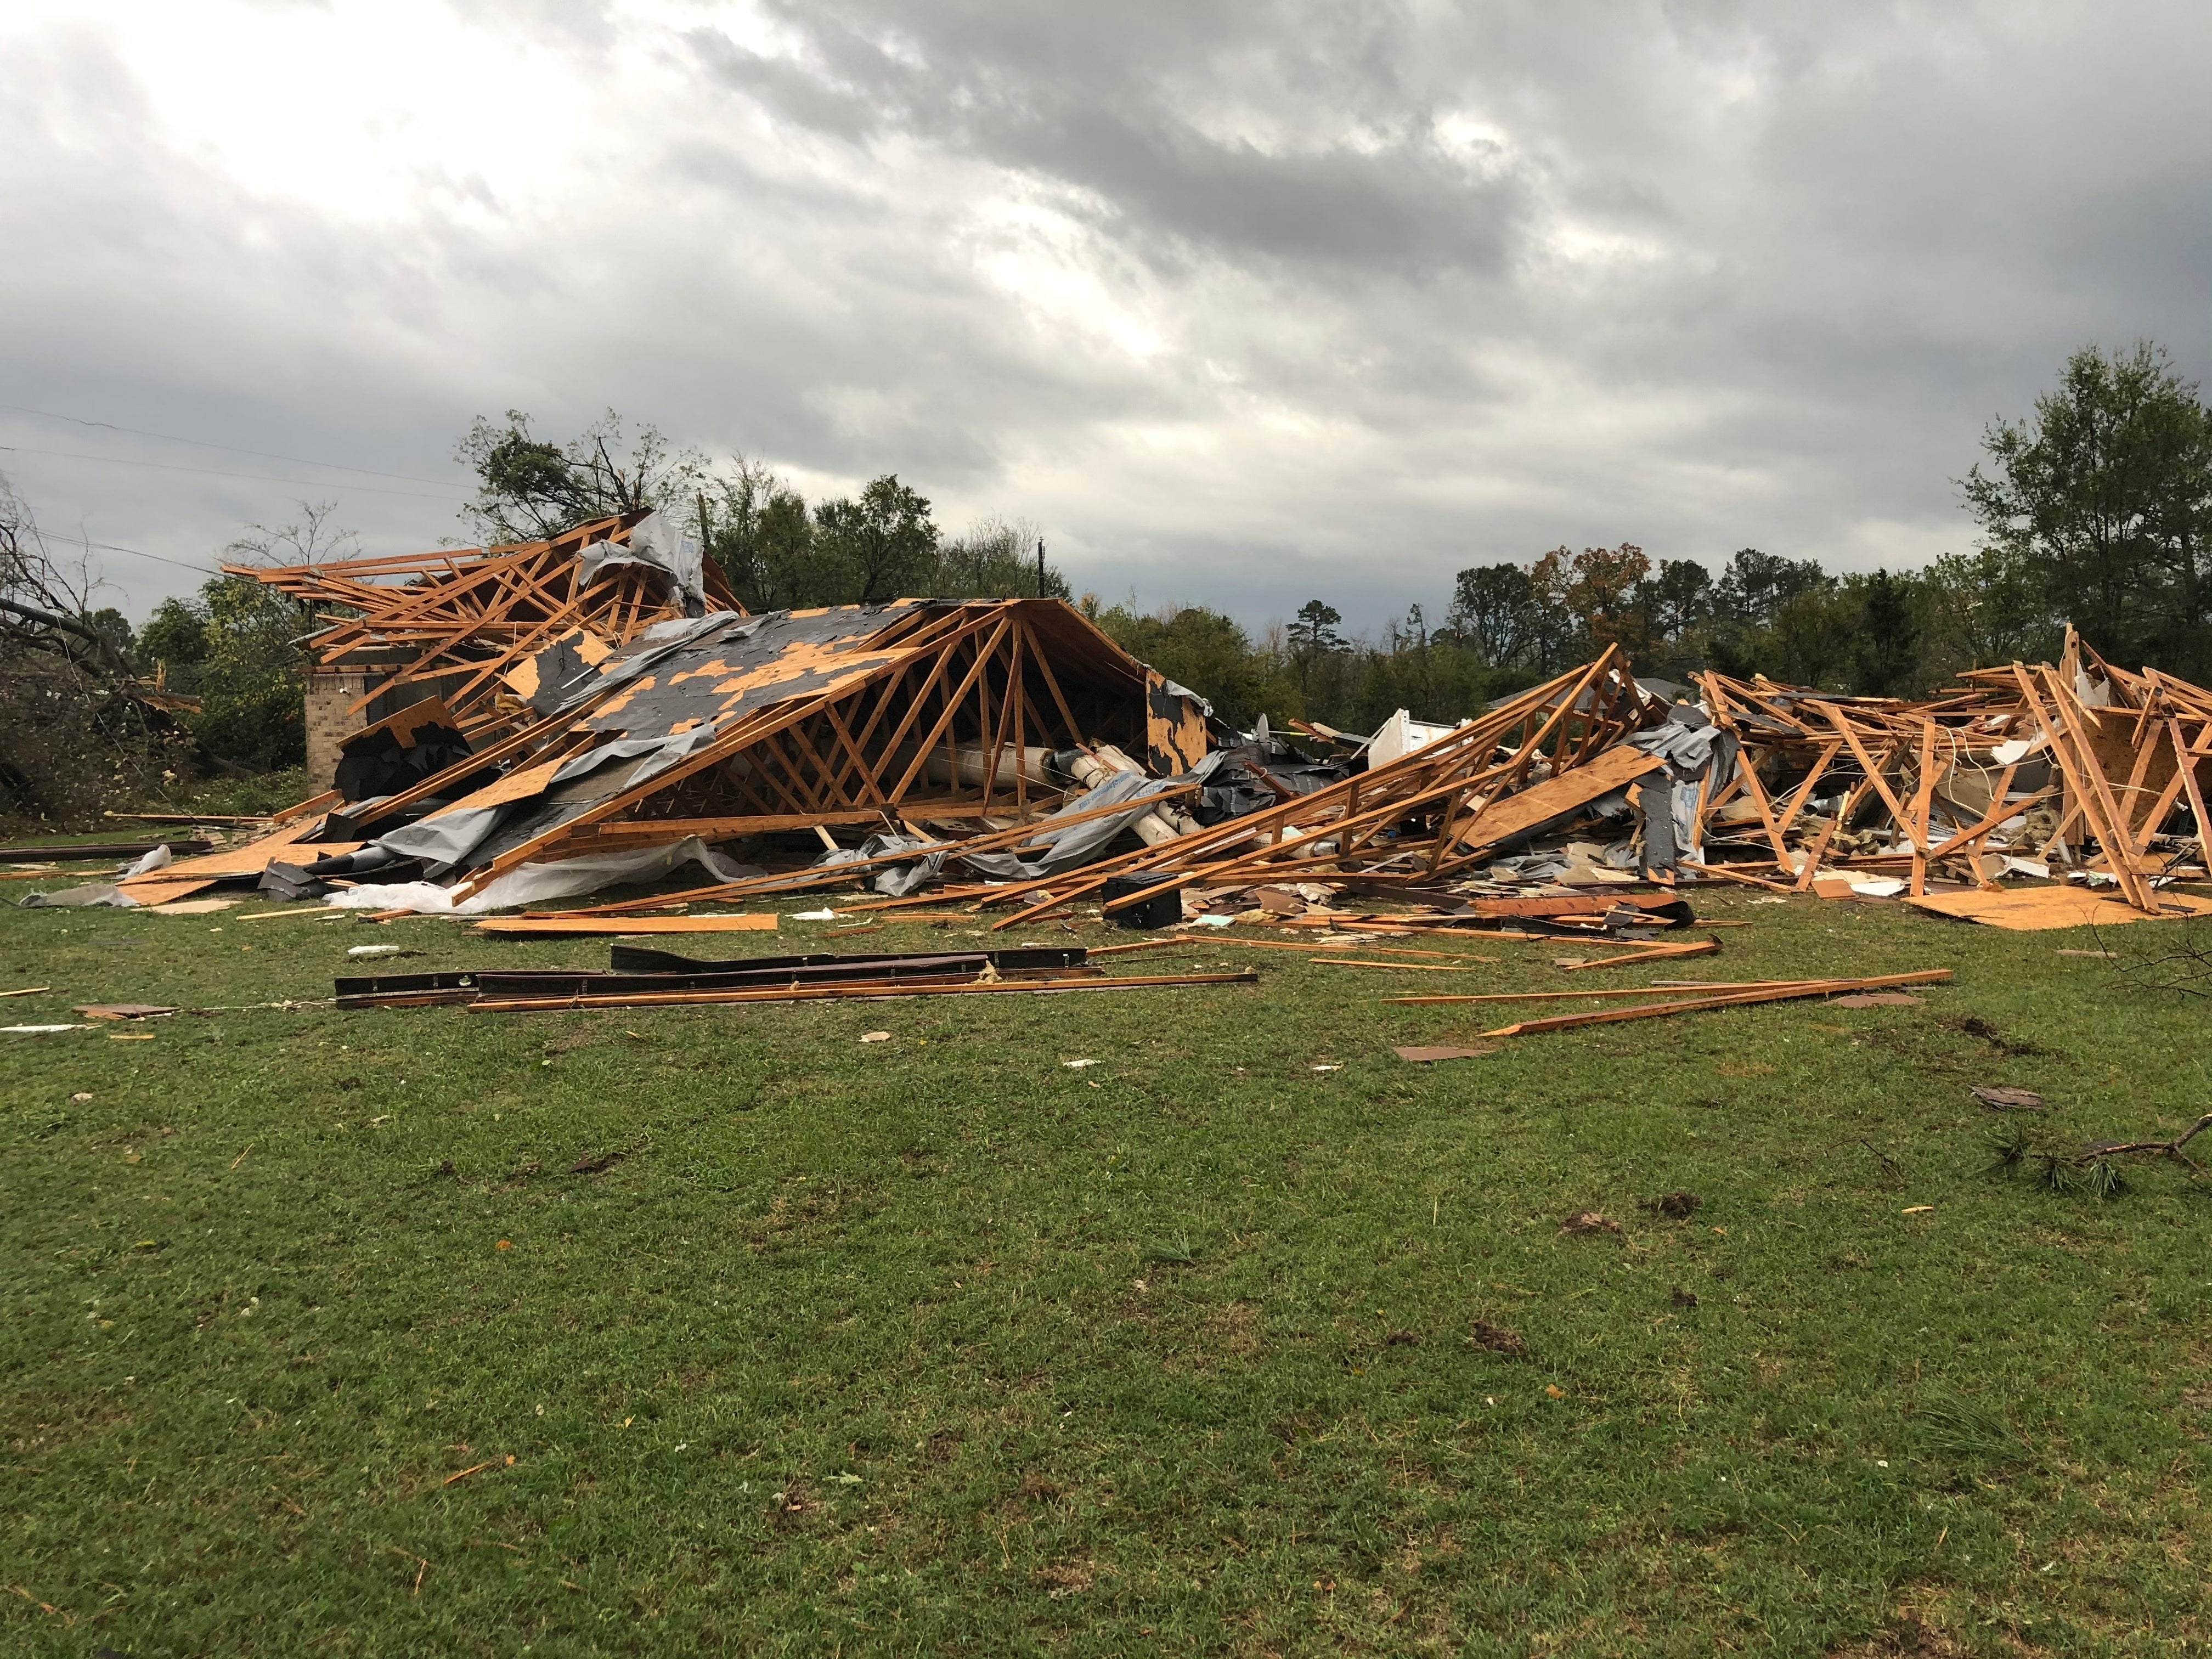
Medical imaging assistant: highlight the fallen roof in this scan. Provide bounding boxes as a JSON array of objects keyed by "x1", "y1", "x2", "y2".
[{"x1": 232, "y1": 510, "x2": 743, "y2": 737}]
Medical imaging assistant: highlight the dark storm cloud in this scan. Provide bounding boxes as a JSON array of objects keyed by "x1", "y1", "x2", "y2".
[
  {"x1": 691, "y1": 2, "x2": 1537, "y2": 279},
  {"x1": 0, "y1": 1, "x2": 2204, "y2": 633}
]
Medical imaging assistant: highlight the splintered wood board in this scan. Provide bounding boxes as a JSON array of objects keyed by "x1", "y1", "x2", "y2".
[
  {"x1": 1904, "y1": 885, "x2": 2212, "y2": 931},
  {"x1": 471, "y1": 913, "x2": 778, "y2": 936}
]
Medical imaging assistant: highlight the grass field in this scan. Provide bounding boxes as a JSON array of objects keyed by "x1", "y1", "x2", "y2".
[{"x1": 2, "y1": 883, "x2": 2208, "y2": 1656}]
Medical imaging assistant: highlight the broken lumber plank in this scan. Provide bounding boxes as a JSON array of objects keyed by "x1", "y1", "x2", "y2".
[
  {"x1": 0, "y1": 838, "x2": 212, "y2": 861},
  {"x1": 1476, "y1": 970, "x2": 1954, "y2": 1036},
  {"x1": 1556, "y1": 938, "x2": 1721, "y2": 972},
  {"x1": 1677, "y1": 860, "x2": 1796, "y2": 891},
  {"x1": 1385, "y1": 980, "x2": 1821, "y2": 1006},
  {"x1": 471, "y1": 913, "x2": 778, "y2": 936},
  {"x1": 1085, "y1": 937, "x2": 1193, "y2": 958},
  {"x1": 1308, "y1": 957, "x2": 1497, "y2": 970},
  {"x1": 1437, "y1": 743, "x2": 1664, "y2": 861}
]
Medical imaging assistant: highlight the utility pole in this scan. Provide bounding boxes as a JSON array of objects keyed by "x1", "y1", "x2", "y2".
[{"x1": 1036, "y1": 538, "x2": 1046, "y2": 599}]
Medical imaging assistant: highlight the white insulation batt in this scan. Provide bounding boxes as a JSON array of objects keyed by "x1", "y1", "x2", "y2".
[{"x1": 320, "y1": 836, "x2": 760, "y2": 916}]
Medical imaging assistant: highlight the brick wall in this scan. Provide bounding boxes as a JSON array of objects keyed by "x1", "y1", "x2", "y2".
[
  {"x1": 304, "y1": 667, "x2": 477, "y2": 791},
  {"x1": 304, "y1": 669, "x2": 378, "y2": 791}
]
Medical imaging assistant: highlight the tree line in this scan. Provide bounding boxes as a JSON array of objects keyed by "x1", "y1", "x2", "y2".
[
  {"x1": 20, "y1": 337, "x2": 2204, "y2": 801},
  {"x1": 1092, "y1": 341, "x2": 2212, "y2": 731}
]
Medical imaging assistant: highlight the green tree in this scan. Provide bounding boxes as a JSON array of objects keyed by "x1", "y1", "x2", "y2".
[
  {"x1": 1962, "y1": 341, "x2": 2212, "y2": 675},
  {"x1": 1345, "y1": 605, "x2": 1499, "y2": 731},
  {"x1": 175, "y1": 503, "x2": 359, "y2": 771},
  {"x1": 1091, "y1": 602, "x2": 1290, "y2": 729},
  {"x1": 1447, "y1": 562, "x2": 1540, "y2": 668},
  {"x1": 930, "y1": 518, "x2": 1070, "y2": 600},
  {"x1": 702, "y1": 457, "x2": 821, "y2": 610},
  {"x1": 1921, "y1": 547, "x2": 2056, "y2": 674},
  {"x1": 1520, "y1": 549, "x2": 1582, "y2": 673},
  {"x1": 1847, "y1": 569, "x2": 1925, "y2": 696},
  {"x1": 1563, "y1": 543, "x2": 1651, "y2": 652},
  {"x1": 812, "y1": 476, "x2": 940, "y2": 604},
  {"x1": 1713, "y1": 548, "x2": 1833, "y2": 627},
  {"x1": 191, "y1": 575, "x2": 312, "y2": 770},
  {"x1": 84, "y1": 607, "x2": 134, "y2": 659},
  {"x1": 1636, "y1": 559, "x2": 1716, "y2": 644},
  {"x1": 139, "y1": 597, "x2": 210, "y2": 672},
  {"x1": 1764, "y1": 585, "x2": 1863, "y2": 689},
  {"x1": 1287, "y1": 600, "x2": 1345, "y2": 656},
  {"x1": 457, "y1": 409, "x2": 704, "y2": 544},
  {"x1": 1287, "y1": 600, "x2": 1348, "y2": 696}
]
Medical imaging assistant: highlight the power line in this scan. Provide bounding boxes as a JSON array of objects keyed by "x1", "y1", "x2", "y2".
[
  {"x1": 27, "y1": 528, "x2": 226, "y2": 579},
  {"x1": 0, "y1": 443, "x2": 469, "y2": 502},
  {"x1": 0, "y1": 400, "x2": 470, "y2": 489}
]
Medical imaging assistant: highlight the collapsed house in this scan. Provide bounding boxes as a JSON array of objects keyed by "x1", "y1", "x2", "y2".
[{"x1": 74, "y1": 511, "x2": 2210, "y2": 934}]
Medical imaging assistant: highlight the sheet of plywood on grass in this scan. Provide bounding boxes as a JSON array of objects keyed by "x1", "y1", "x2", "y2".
[{"x1": 1903, "y1": 885, "x2": 2212, "y2": 930}]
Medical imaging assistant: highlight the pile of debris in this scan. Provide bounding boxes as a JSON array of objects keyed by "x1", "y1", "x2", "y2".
[
  {"x1": 1684, "y1": 629, "x2": 2212, "y2": 927},
  {"x1": 38, "y1": 509, "x2": 2204, "y2": 938},
  {"x1": 238, "y1": 510, "x2": 740, "y2": 785}
]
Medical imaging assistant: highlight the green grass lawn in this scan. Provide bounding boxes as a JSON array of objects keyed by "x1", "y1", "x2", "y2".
[{"x1": 2, "y1": 887, "x2": 2207, "y2": 1656}]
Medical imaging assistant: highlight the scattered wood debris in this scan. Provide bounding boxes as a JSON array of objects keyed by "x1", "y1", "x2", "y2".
[
  {"x1": 31, "y1": 562, "x2": 2202, "y2": 947},
  {"x1": 332, "y1": 941, "x2": 1255, "y2": 1014},
  {"x1": 1471, "y1": 971, "x2": 1954, "y2": 1036}
]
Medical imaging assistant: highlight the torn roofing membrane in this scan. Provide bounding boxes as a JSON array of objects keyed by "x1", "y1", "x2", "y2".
[
  {"x1": 363, "y1": 601, "x2": 959, "y2": 870},
  {"x1": 582, "y1": 604, "x2": 926, "y2": 733}
]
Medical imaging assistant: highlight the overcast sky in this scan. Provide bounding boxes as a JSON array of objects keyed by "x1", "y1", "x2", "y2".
[{"x1": 2, "y1": 1, "x2": 2204, "y2": 633}]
